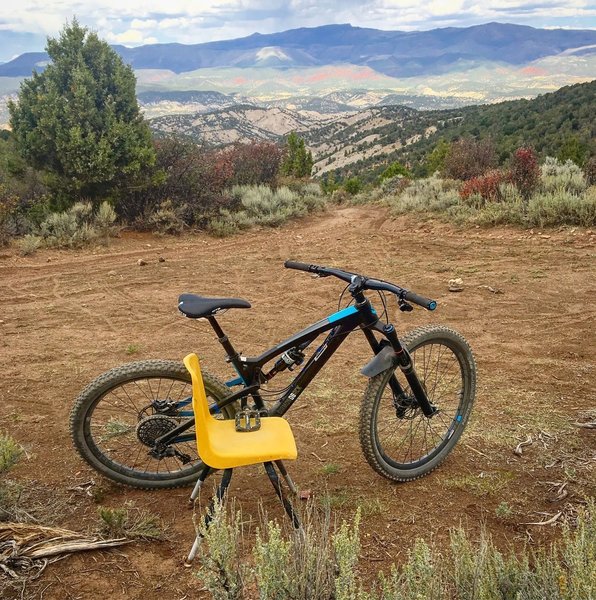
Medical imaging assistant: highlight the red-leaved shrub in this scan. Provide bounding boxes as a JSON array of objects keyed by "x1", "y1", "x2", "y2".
[
  {"x1": 443, "y1": 137, "x2": 497, "y2": 181},
  {"x1": 460, "y1": 170, "x2": 506, "y2": 205},
  {"x1": 509, "y1": 147, "x2": 539, "y2": 201}
]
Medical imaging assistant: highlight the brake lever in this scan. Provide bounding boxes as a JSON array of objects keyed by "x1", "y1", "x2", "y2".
[{"x1": 398, "y1": 298, "x2": 413, "y2": 312}]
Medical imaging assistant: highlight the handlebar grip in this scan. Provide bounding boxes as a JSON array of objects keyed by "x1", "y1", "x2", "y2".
[
  {"x1": 284, "y1": 260, "x2": 314, "y2": 272},
  {"x1": 404, "y1": 291, "x2": 437, "y2": 311}
]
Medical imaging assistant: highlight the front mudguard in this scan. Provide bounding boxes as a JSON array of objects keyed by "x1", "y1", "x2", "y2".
[{"x1": 361, "y1": 344, "x2": 396, "y2": 378}]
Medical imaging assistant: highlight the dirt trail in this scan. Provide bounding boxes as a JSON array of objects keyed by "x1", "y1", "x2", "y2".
[{"x1": 1, "y1": 207, "x2": 594, "y2": 599}]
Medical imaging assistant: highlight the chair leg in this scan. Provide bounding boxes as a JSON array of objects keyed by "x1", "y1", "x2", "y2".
[
  {"x1": 189, "y1": 465, "x2": 213, "y2": 506},
  {"x1": 274, "y1": 460, "x2": 298, "y2": 495},
  {"x1": 185, "y1": 468, "x2": 233, "y2": 566},
  {"x1": 264, "y1": 462, "x2": 300, "y2": 529}
]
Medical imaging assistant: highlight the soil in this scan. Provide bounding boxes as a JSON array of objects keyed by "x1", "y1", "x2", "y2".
[{"x1": 1, "y1": 206, "x2": 594, "y2": 599}]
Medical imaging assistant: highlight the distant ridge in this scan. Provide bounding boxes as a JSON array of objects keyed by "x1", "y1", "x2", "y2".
[{"x1": 1, "y1": 22, "x2": 595, "y2": 78}]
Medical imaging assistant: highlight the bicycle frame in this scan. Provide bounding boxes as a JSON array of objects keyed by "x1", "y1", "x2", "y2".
[{"x1": 156, "y1": 292, "x2": 436, "y2": 448}]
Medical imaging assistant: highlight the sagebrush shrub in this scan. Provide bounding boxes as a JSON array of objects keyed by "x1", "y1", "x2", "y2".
[
  {"x1": 210, "y1": 183, "x2": 325, "y2": 236},
  {"x1": 194, "y1": 498, "x2": 596, "y2": 599},
  {"x1": 18, "y1": 234, "x2": 42, "y2": 256},
  {"x1": 95, "y1": 201, "x2": 117, "y2": 238},
  {"x1": 527, "y1": 187, "x2": 596, "y2": 227},
  {"x1": 0, "y1": 432, "x2": 24, "y2": 522},
  {"x1": 540, "y1": 157, "x2": 587, "y2": 194},
  {"x1": 388, "y1": 176, "x2": 460, "y2": 215},
  {"x1": 147, "y1": 200, "x2": 185, "y2": 235}
]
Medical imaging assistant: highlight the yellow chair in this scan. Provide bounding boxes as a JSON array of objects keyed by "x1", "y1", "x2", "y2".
[{"x1": 183, "y1": 353, "x2": 299, "y2": 564}]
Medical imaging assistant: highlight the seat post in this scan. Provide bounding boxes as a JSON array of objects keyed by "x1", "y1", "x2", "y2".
[{"x1": 207, "y1": 316, "x2": 242, "y2": 366}]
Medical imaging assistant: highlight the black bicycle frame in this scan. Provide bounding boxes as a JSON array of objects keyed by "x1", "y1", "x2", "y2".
[{"x1": 156, "y1": 292, "x2": 436, "y2": 449}]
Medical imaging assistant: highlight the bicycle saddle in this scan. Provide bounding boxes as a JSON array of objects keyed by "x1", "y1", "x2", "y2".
[{"x1": 178, "y1": 293, "x2": 251, "y2": 318}]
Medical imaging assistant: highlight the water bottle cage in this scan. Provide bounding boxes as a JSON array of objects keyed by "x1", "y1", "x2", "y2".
[{"x1": 235, "y1": 408, "x2": 268, "y2": 432}]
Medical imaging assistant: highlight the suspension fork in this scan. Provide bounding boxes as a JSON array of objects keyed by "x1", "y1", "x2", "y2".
[
  {"x1": 364, "y1": 325, "x2": 437, "y2": 417},
  {"x1": 362, "y1": 328, "x2": 405, "y2": 399}
]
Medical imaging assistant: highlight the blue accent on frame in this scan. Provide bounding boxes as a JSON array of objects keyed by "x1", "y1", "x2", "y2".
[
  {"x1": 456, "y1": 414, "x2": 462, "y2": 422},
  {"x1": 225, "y1": 376, "x2": 244, "y2": 387},
  {"x1": 328, "y1": 305, "x2": 359, "y2": 323},
  {"x1": 429, "y1": 301, "x2": 437, "y2": 311}
]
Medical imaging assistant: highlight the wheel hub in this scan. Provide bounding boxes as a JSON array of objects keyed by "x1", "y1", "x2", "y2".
[
  {"x1": 136, "y1": 415, "x2": 178, "y2": 447},
  {"x1": 393, "y1": 394, "x2": 420, "y2": 419}
]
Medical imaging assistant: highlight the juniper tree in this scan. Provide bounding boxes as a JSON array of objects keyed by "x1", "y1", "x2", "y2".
[{"x1": 9, "y1": 20, "x2": 155, "y2": 207}]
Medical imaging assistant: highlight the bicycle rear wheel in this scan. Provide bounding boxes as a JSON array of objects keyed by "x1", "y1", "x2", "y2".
[
  {"x1": 70, "y1": 360, "x2": 234, "y2": 489},
  {"x1": 359, "y1": 325, "x2": 476, "y2": 481}
]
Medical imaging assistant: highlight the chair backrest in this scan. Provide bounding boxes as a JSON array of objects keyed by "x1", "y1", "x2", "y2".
[{"x1": 183, "y1": 353, "x2": 214, "y2": 452}]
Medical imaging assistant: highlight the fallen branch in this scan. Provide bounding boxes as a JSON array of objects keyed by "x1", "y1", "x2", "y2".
[
  {"x1": 573, "y1": 422, "x2": 596, "y2": 429},
  {"x1": 463, "y1": 443, "x2": 489, "y2": 458},
  {"x1": 522, "y1": 511, "x2": 563, "y2": 526},
  {"x1": 514, "y1": 435, "x2": 533, "y2": 456},
  {"x1": 0, "y1": 523, "x2": 130, "y2": 577}
]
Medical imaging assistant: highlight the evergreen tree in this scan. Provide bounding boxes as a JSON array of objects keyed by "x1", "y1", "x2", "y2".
[
  {"x1": 379, "y1": 161, "x2": 412, "y2": 181},
  {"x1": 558, "y1": 135, "x2": 588, "y2": 166},
  {"x1": 9, "y1": 20, "x2": 155, "y2": 207},
  {"x1": 425, "y1": 139, "x2": 450, "y2": 175},
  {"x1": 281, "y1": 132, "x2": 313, "y2": 178}
]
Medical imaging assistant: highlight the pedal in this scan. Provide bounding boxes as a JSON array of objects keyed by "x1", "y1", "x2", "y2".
[{"x1": 235, "y1": 409, "x2": 263, "y2": 432}]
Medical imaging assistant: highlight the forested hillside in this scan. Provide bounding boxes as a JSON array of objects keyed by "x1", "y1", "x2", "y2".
[{"x1": 314, "y1": 80, "x2": 595, "y2": 180}]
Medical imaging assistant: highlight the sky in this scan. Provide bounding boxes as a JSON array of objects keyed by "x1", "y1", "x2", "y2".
[{"x1": 1, "y1": 0, "x2": 595, "y2": 62}]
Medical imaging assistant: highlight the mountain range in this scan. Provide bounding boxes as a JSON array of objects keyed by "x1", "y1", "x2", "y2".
[
  {"x1": 1, "y1": 22, "x2": 595, "y2": 78},
  {"x1": 0, "y1": 22, "x2": 594, "y2": 130}
]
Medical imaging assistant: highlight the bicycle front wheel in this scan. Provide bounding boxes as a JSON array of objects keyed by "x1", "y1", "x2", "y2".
[
  {"x1": 70, "y1": 360, "x2": 234, "y2": 489},
  {"x1": 359, "y1": 325, "x2": 476, "y2": 481}
]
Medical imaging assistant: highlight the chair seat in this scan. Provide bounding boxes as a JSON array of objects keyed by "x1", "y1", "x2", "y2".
[
  {"x1": 198, "y1": 417, "x2": 297, "y2": 470},
  {"x1": 182, "y1": 353, "x2": 297, "y2": 471}
]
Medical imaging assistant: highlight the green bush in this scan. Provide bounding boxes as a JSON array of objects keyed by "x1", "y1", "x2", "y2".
[
  {"x1": 195, "y1": 500, "x2": 245, "y2": 600},
  {"x1": 98, "y1": 501, "x2": 165, "y2": 540},
  {"x1": 95, "y1": 201, "x2": 118, "y2": 242},
  {"x1": 343, "y1": 177, "x2": 363, "y2": 195},
  {"x1": 379, "y1": 161, "x2": 411, "y2": 181}
]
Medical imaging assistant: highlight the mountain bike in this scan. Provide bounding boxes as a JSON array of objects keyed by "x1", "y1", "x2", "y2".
[{"x1": 70, "y1": 261, "x2": 476, "y2": 489}]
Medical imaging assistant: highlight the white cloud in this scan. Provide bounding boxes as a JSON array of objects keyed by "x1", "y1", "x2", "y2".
[{"x1": 104, "y1": 29, "x2": 158, "y2": 45}]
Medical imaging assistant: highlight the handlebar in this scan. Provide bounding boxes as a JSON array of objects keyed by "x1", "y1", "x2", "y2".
[{"x1": 284, "y1": 260, "x2": 437, "y2": 311}]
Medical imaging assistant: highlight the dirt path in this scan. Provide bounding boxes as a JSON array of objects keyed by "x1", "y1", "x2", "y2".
[{"x1": 1, "y1": 207, "x2": 594, "y2": 598}]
